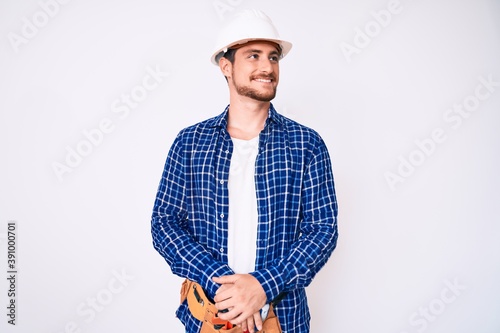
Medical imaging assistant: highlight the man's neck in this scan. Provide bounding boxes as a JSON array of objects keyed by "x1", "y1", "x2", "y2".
[{"x1": 227, "y1": 97, "x2": 270, "y2": 140}]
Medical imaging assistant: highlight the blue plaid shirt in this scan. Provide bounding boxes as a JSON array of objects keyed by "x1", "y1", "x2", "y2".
[{"x1": 151, "y1": 104, "x2": 338, "y2": 333}]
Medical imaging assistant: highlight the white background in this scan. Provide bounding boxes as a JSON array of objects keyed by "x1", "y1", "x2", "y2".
[{"x1": 1, "y1": 0, "x2": 500, "y2": 332}]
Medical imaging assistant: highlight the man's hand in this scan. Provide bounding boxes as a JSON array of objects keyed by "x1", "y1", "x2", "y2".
[
  {"x1": 212, "y1": 274, "x2": 266, "y2": 329},
  {"x1": 240, "y1": 311, "x2": 263, "y2": 333}
]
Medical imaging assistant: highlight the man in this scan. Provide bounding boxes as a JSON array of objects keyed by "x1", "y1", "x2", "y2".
[{"x1": 151, "y1": 9, "x2": 338, "y2": 333}]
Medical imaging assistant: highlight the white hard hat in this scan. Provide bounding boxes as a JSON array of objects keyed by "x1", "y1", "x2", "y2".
[{"x1": 210, "y1": 9, "x2": 293, "y2": 66}]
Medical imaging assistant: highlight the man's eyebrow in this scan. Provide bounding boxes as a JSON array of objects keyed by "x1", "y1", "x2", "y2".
[{"x1": 242, "y1": 48, "x2": 281, "y2": 55}]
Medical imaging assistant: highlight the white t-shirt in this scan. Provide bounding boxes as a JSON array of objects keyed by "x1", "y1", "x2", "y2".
[{"x1": 227, "y1": 136, "x2": 259, "y2": 274}]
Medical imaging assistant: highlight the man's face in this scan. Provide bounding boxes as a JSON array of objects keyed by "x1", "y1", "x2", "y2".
[{"x1": 227, "y1": 41, "x2": 281, "y2": 102}]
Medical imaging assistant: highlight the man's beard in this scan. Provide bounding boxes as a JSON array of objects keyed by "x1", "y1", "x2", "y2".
[{"x1": 232, "y1": 73, "x2": 277, "y2": 102}]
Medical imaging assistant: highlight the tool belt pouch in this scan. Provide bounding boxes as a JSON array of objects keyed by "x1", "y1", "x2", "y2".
[{"x1": 180, "y1": 279, "x2": 282, "y2": 333}]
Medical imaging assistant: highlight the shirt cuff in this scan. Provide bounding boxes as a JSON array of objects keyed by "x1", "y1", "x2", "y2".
[
  {"x1": 200, "y1": 263, "x2": 234, "y2": 300},
  {"x1": 250, "y1": 265, "x2": 286, "y2": 303}
]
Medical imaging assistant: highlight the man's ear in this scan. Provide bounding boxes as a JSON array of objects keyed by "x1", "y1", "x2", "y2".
[{"x1": 219, "y1": 57, "x2": 232, "y2": 79}]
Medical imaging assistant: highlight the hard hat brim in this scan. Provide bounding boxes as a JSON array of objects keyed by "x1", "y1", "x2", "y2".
[{"x1": 211, "y1": 38, "x2": 293, "y2": 66}]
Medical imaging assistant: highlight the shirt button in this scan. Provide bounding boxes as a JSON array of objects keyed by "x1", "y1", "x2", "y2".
[
  {"x1": 220, "y1": 248, "x2": 224, "y2": 253},
  {"x1": 219, "y1": 180, "x2": 224, "y2": 185},
  {"x1": 225, "y1": 150, "x2": 229, "y2": 154},
  {"x1": 220, "y1": 214, "x2": 224, "y2": 218}
]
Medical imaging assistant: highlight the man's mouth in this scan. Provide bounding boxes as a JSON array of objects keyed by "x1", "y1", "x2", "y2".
[{"x1": 253, "y1": 77, "x2": 274, "y2": 84}]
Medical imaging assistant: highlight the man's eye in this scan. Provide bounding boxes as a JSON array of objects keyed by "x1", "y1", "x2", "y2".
[
  {"x1": 249, "y1": 54, "x2": 258, "y2": 59},
  {"x1": 270, "y1": 56, "x2": 279, "y2": 62}
]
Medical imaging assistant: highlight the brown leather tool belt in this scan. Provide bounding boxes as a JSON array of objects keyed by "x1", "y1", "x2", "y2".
[{"x1": 180, "y1": 279, "x2": 282, "y2": 333}]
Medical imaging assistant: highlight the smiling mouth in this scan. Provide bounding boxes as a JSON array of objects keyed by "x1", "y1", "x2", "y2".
[{"x1": 253, "y1": 78, "x2": 273, "y2": 83}]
